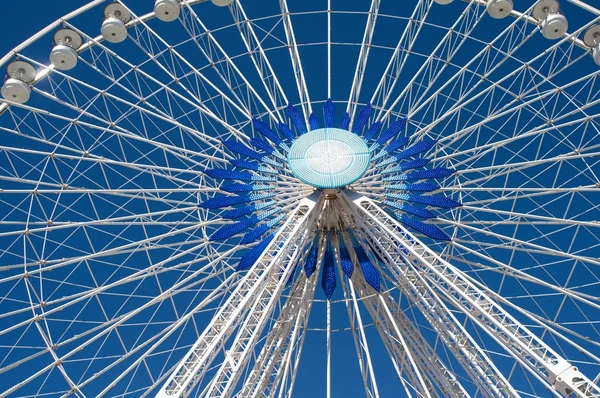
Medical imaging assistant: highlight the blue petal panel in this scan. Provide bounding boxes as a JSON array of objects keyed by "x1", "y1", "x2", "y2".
[
  {"x1": 352, "y1": 104, "x2": 372, "y2": 134},
  {"x1": 338, "y1": 231, "x2": 354, "y2": 278},
  {"x1": 241, "y1": 223, "x2": 270, "y2": 244},
  {"x1": 340, "y1": 112, "x2": 351, "y2": 130},
  {"x1": 204, "y1": 169, "x2": 275, "y2": 182},
  {"x1": 364, "y1": 121, "x2": 382, "y2": 141},
  {"x1": 387, "y1": 183, "x2": 439, "y2": 192},
  {"x1": 251, "y1": 138, "x2": 285, "y2": 159},
  {"x1": 309, "y1": 113, "x2": 320, "y2": 130},
  {"x1": 253, "y1": 119, "x2": 283, "y2": 146},
  {"x1": 278, "y1": 122, "x2": 296, "y2": 142},
  {"x1": 385, "y1": 136, "x2": 410, "y2": 154},
  {"x1": 346, "y1": 231, "x2": 380, "y2": 292},
  {"x1": 200, "y1": 193, "x2": 275, "y2": 209},
  {"x1": 383, "y1": 201, "x2": 436, "y2": 219},
  {"x1": 321, "y1": 236, "x2": 336, "y2": 300},
  {"x1": 371, "y1": 137, "x2": 409, "y2": 161},
  {"x1": 257, "y1": 209, "x2": 282, "y2": 222},
  {"x1": 351, "y1": 241, "x2": 381, "y2": 292},
  {"x1": 386, "y1": 193, "x2": 461, "y2": 208},
  {"x1": 399, "y1": 158, "x2": 430, "y2": 171},
  {"x1": 211, "y1": 215, "x2": 260, "y2": 241},
  {"x1": 223, "y1": 140, "x2": 264, "y2": 162},
  {"x1": 396, "y1": 214, "x2": 451, "y2": 241},
  {"x1": 222, "y1": 201, "x2": 275, "y2": 219},
  {"x1": 230, "y1": 159, "x2": 278, "y2": 174},
  {"x1": 377, "y1": 118, "x2": 407, "y2": 145},
  {"x1": 286, "y1": 262, "x2": 301, "y2": 288},
  {"x1": 230, "y1": 159, "x2": 259, "y2": 171},
  {"x1": 237, "y1": 233, "x2": 276, "y2": 271},
  {"x1": 221, "y1": 184, "x2": 273, "y2": 193},
  {"x1": 304, "y1": 233, "x2": 321, "y2": 278},
  {"x1": 324, "y1": 99, "x2": 336, "y2": 128},
  {"x1": 240, "y1": 212, "x2": 285, "y2": 244},
  {"x1": 287, "y1": 104, "x2": 307, "y2": 134},
  {"x1": 382, "y1": 168, "x2": 455, "y2": 182},
  {"x1": 395, "y1": 140, "x2": 437, "y2": 160},
  {"x1": 404, "y1": 194, "x2": 461, "y2": 208}
]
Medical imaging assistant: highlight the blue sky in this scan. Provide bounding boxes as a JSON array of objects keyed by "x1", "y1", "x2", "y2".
[{"x1": 0, "y1": 1, "x2": 599, "y2": 397}]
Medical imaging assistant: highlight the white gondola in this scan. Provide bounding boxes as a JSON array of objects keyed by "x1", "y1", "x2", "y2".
[
  {"x1": 101, "y1": 3, "x2": 132, "y2": 43},
  {"x1": 534, "y1": 0, "x2": 567, "y2": 40},
  {"x1": 155, "y1": 0, "x2": 180, "y2": 22},
  {"x1": 50, "y1": 29, "x2": 82, "y2": 71},
  {"x1": 1, "y1": 60, "x2": 36, "y2": 104},
  {"x1": 211, "y1": 0, "x2": 234, "y2": 7},
  {"x1": 486, "y1": 0, "x2": 513, "y2": 19},
  {"x1": 584, "y1": 25, "x2": 600, "y2": 66},
  {"x1": 433, "y1": 0, "x2": 453, "y2": 4}
]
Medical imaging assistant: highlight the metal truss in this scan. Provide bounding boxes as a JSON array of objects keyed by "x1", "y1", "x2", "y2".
[
  {"x1": 342, "y1": 191, "x2": 600, "y2": 398},
  {"x1": 157, "y1": 192, "x2": 325, "y2": 397}
]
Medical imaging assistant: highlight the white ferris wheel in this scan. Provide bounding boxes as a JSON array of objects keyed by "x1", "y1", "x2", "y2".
[{"x1": 1, "y1": 0, "x2": 600, "y2": 396}]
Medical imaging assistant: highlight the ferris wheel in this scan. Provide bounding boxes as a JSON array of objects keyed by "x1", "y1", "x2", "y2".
[{"x1": 1, "y1": 0, "x2": 600, "y2": 396}]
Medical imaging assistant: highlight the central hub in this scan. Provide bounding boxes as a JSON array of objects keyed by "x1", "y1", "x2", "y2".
[{"x1": 288, "y1": 128, "x2": 370, "y2": 189}]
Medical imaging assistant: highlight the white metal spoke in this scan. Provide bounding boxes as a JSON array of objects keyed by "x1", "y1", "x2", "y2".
[
  {"x1": 279, "y1": 0, "x2": 312, "y2": 124},
  {"x1": 346, "y1": 191, "x2": 600, "y2": 397}
]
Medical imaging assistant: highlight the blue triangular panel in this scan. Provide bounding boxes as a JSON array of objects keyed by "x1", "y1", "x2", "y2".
[
  {"x1": 364, "y1": 121, "x2": 382, "y2": 141},
  {"x1": 396, "y1": 214, "x2": 451, "y2": 241},
  {"x1": 287, "y1": 104, "x2": 307, "y2": 134},
  {"x1": 278, "y1": 122, "x2": 296, "y2": 142},
  {"x1": 251, "y1": 138, "x2": 285, "y2": 159},
  {"x1": 230, "y1": 159, "x2": 259, "y2": 172},
  {"x1": 223, "y1": 140, "x2": 264, "y2": 162},
  {"x1": 324, "y1": 99, "x2": 336, "y2": 128},
  {"x1": 395, "y1": 140, "x2": 437, "y2": 160},
  {"x1": 382, "y1": 168, "x2": 455, "y2": 182},
  {"x1": 221, "y1": 201, "x2": 275, "y2": 219},
  {"x1": 377, "y1": 118, "x2": 407, "y2": 145},
  {"x1": 221, "y1": 184, "x2": 273, "y2": 193},
  {"x1": 399, "y1": 158, "x2": 430, "y2": 171},
  {"x1": 384, "y1": 136, "x2": 410, "y2": 154},
  {"x1": 404, "y1": 194, "x2": 461, "y2": 208},
  {"x1": 237, "y1": 233, "x2": 276, "y2": 271},
  {"x1": 253, "y1": 119, "x2": 283, "y2": 146},
  {"x1": 200, "y1": 193, "x2": 275, "y2": 209},
  {"x1": 352, "y1": 104, "x2": 372, "y2": 134},
  {"x1": 338, "y1": 231, "x2": 354, "y2": 278},
  {"x1": 304, "y1": 233, "x2": 321, "y2": 278},
  {"x1": 321, "y1": 236, "x2": 336, "y2": 300},
  {"x1": 340, "y1": 112, "x2": 351, "y2": 130},
  {"x1": 204, "y1": 169, "x2": 275, "y2": 182},
  {"x1": 387, "y1": 182, "x2": 439, "y2": 192},
  {"x1": 211, "y1": 215, "x2": 260, "y2": 241},
  {"x1": 309, "y1": 113, "x2": 320, "y2": 130},
  {"x1": 384, "y1": 202, "x2": 436, "y2": 219},
  {"x1": 241, "y1": 223, "x2": 271, "y2": 244},
  {"x1": 347, "y1": 231, "x2": 380, "y2": 292}
]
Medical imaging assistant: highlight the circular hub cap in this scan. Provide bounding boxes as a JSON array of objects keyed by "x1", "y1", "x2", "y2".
[{"x1": 288, "y1": 128, "x2": 371, "y2": 189}]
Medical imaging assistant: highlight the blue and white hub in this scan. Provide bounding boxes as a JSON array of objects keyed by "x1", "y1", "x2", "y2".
[
  {"x1": 288, "y1": 127, "x2": 370, "y2": 189},
  {"x1": 200, "y1": 99, "x2": 461, "y2": 300}
]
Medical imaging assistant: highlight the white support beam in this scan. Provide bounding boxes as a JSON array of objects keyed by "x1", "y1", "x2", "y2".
[
  {"x1": 344, "y1": 230, "x2": 469, "y2": 398},
  {"x1": 242, "y1": 272, "x2": 318, "y2": 398},
  {"x1": 156, "y1": 192, "x2": 324, "y2": 398},
  {"x1": 347, "y1": 0, "x2": 381, "y2": 121},
  {"x1": 229, "y1": 0, "x2": 289, "y2": 121},
  {"x1": 352, "y1": 272, "x2": 435, "y2": 398},
  {"x1": 207, "y1": 245, "x2": 317, "y2": 397},
  {"x1": 337, "y1": 193, "x2": 517, "y2": 398},
  {"x1": 344, "y1": 191, "x2": 600, "y2": 398},
  {"x1": 334, "y1": 233, "x2": 380, "y2": 398},
  {"x1": 279, "y1": 0, "x2": 312, "y2": 125}
]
